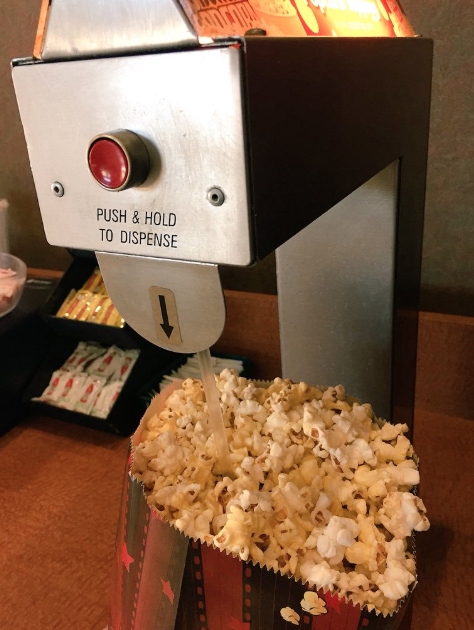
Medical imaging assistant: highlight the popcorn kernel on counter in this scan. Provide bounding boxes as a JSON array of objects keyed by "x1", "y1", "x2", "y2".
[{"x1": 132, "y1": 370, "x2": 429, "y2": 616}]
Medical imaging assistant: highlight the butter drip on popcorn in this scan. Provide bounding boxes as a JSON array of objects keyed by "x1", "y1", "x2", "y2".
[{"x1": 132, "y1": 370, "x2": 429, "y2": 616}]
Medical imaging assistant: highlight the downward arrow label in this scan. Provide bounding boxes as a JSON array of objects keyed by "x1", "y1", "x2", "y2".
[
  {"x1": 158, "y1": 294, "x2": 174, "y2": 338},
  {"x1": 149, "y1": 286, "x2": 182, "y2": 346}
]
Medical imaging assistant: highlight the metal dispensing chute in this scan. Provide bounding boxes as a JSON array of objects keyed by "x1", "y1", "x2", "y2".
[{"x1": 12, "y1": 0, "x2": 432, "y2": 426}]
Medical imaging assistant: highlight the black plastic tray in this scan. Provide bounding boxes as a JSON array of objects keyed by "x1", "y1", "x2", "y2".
[
  {"x1": 42, "y1": 252, "x2": 140, "y2": 347},
  {"x1": 23, "y1": 336, "x2": 175, "y2": 436}
]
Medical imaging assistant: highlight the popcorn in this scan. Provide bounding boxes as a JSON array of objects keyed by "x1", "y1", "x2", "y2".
[
  {"x1": 301, "y1": 591, "x2": 327, "y2": 615},
  {"x1": 132, "y1": 370, "x2": 429, "y2": 616},
  {"x1": 280, "y1": 607, "x2": 300, "y2": 625},
  {"x1": 300, "y1": 560, "x2": 340, "y2": 590},
  {"x1": 376, "y1": 539, "x2": 417, "y2": 601},
  {"x1": 316, "y1": 516, "x2": 360, "y2": 565},
  {"x1": 378, "y1": 492, "x2": 429, "y2": 538}
]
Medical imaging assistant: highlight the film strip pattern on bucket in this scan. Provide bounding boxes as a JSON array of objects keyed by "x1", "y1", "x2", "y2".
[
  {"x1": 177, "y1": 539, "x2": 370, "y2": 630},
  {"x1": 113, "y1": 472, "x2": 413, "y2": 630}
]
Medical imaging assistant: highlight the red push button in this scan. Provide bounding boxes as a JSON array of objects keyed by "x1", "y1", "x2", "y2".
[
  {"x1": 87, "y1": 130, "x2": 150, "y2": 191},
  {"x1": 88, "y1": 138, "x2": 129, "y2": 190}
]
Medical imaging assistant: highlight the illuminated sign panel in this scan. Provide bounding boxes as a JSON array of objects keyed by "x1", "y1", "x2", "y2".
[{"x1": 179, "y1": 0, "x2": 414, "y2": 38}]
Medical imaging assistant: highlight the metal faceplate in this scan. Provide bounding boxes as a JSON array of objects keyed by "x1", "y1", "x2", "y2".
[
  {"x1": 41, "y1": 0, "x2": 198, "y2": 59},
  {"x1": 12, "y1": 47, "x2": 252, "y2": 266}
]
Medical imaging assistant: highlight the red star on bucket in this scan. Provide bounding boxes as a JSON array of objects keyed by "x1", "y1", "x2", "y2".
[
  {"x1": 324, "y1": 590, "x2": 341, "y2": 613},
  {"x1": 227, "y1": 617, "x2": 250, "y2": 630},
  {"x1": 161, "y1": 579, "x2": 175, "y2": 604},
  {"x1": 121, "y1": 543, "x2": 134, "y2": 572}
]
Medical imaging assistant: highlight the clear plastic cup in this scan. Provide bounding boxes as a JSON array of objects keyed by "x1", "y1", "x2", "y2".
[{"x1": 0, "y1": 253, "x2": 27, "y2": 317}]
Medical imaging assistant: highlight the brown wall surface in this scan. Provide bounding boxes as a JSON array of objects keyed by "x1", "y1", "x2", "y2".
[
  {"x1": 401, "y1": 0, "x2": 474, "y2": 316},
  {"x1": 0, "y1": 0, "x2": 71, "y2": 271},
  {"x1": 1, "y1": 1, "x2": 473, "y2": 311}
]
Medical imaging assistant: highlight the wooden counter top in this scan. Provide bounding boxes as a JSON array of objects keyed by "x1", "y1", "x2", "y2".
[
  {"x1": 412, "y1": 410, "x2": 473, "y2": 630},
  {"x1": 0, "y1": 408, "x2": 471, "y2": 630}
]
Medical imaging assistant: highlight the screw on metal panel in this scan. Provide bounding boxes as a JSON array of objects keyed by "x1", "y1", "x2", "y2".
[
  {"x1": 51, "y1": 182, "x2": 65, "y2": 197},
  {"x1": 207, "y1": 187, "x2": 225, "y2": 207}
]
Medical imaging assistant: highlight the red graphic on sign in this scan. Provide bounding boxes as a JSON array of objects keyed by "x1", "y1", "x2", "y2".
[{"x1": 177, "y1": 0, "x2": 413, "y2": 39}]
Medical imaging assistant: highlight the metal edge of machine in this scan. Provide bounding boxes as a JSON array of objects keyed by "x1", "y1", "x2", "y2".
[{"x1": 40, "y1": 0, "x2": 199, "y2": 59}]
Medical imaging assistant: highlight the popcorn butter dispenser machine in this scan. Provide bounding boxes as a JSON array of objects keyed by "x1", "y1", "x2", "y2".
[{"x1": 12, "y1": 0, "x2": 432, "y2": 431}]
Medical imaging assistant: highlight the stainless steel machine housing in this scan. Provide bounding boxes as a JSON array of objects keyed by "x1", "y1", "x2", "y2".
[{"x1": 13, "y1": 20, "x2": 433, "y2": 427}]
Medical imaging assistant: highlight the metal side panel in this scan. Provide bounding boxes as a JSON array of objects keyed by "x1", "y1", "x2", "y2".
[
  {"x1": 242, "y1": 37, "x2": 432, "y2": 262},
  {"x1": 12, "y1": 47, "x2": 252, "y2": 266},
  {"x1": 42, "y1": 0, "x2": 198, "y2": 59},
  {"x1": 276, "y1": 162, "x2": 398, "y2": 420}
]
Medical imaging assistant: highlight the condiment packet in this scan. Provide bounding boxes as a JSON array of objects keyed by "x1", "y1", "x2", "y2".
[
  {"x1": 84, "y1": 294, "x2": 105, "y2": 321},
  {"x1": 62, "y1": 290, "x2": 94, "y2": 320},
  {"x1": 55, "y1": 267, "x2": 122, "y2": 325},
  {"x1": 80, "y1": 267, "x2": 103, "y2": 293},
  {"x1": 86, "y1": 345, "x2": 124, "y2": 379},
  {"x1": 89, "y1": 297, "x2": 122, "y2": 326},
  {"x1": 109, "y1": 308, "x2": 126, "y2": 327},
  {"x1": 55, "y1": 373, "x2": 88, "y2": 410},
  {"x1": 34, "y1": 370, "x2": 70, "y2": 404},
  {"x1": 75, "y1": 296, "x2": 99, "y2": 322},
  {"x1": 95, "y1": 278, "x2": 107, "y2": 295},
  {"x1": 33, "y1": 341, "x2": 138, "y2": 418},
  {"x1": 75, "y1": 375, "x2": 108, "y2": 415},
  {"x1": 91, "y1": 380, "x2": 123, "y2": 418},
  {"x1": 93, "y1": 298, "x2": 115, "y2": 325},
  {"x1": 112, "y1": 348, "x2": 140, "y2": 382},
  {"x1": 61, "y1": 341, "x2": 106, "y2": 373},
  {"x1": 88, "y1": 295, "x2": 109, "y2": 323},
  {"x1": 56, "y1": 289, "x2": 76, "y2": 318}
]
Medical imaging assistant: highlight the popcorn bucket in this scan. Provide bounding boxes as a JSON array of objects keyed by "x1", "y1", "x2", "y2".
[{"x1": 109, "y1": 385, "x2": 414, "y2": 630}]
